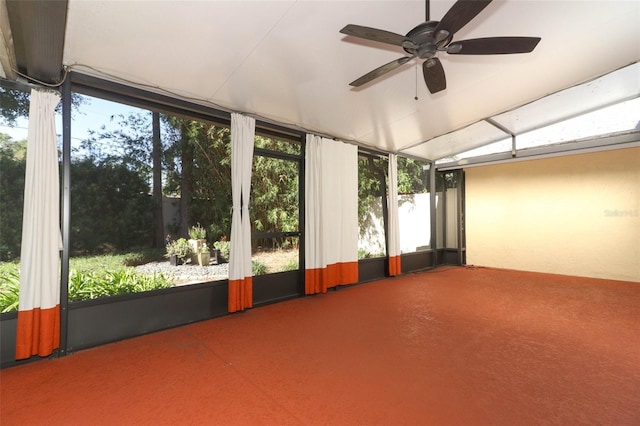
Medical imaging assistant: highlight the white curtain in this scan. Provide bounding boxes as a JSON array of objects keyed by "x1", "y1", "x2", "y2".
[
  {"x1": 388, "y1": 154, "x2": 401, "y2": 276},
  {"x1": 229, "y1": 113, "x2": 255, "y2": 312},
  {"x1": 304, "y1": 134, "x2": 358, "y2": 294},
  {"x1": 16, "y1": 89, "x2": 62, "y2": 359}
]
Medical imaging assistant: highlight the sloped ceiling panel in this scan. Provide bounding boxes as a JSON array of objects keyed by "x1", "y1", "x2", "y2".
[
  {"x1": 62, "y1": 1, "x2": 640, "y2": 158},
  {"x1": 400, "y1": 120, "x2": 508, "y2": 160}
]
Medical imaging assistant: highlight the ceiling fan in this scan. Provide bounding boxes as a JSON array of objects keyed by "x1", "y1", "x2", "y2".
[{"x1": 340, "y1": 0, "x2": 541, "y2": 94}]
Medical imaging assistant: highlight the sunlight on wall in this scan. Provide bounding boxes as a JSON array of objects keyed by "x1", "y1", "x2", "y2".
[{"x1": 465, "y1": 147, "x2": 640, "y2": 282}]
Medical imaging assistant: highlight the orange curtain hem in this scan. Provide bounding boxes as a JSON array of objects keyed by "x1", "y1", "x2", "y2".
[
  {"x1": 389, "y1": 255, "x2": 402, "y2": 276},
  {"x1": 15, "y1": 306, "x2": 60, "y2": 360},
  {"x1": 305, "y1": 261, "x2": 358, "y2": 295},
  {"x1": 228, "y1": 277, "x2": 253, "y2": 313}
]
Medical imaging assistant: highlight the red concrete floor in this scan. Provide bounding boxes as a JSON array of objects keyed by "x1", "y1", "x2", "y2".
[{"x1": 1, "y1": 266, "x2": 639, "y2": 425}]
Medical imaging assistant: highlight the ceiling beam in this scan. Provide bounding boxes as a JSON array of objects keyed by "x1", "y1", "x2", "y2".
[{"x1": 6, "y1": 0, "x2": 67, "y2": 84}]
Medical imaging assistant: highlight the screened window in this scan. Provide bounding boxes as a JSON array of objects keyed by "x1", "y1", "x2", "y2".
[
  {"x1": 397, "y1": 157, "x2": 431, "y2": 253},
  {"x1": 67, "y1": 93, "x2": 233, "y2": 302},
  {"x1": 358, "y1": 153, "x2": 388, "y2": 259},
  {"x1": 251, "y1": 134, "x2": 301, "y2": 274},
  {"x1": 0, "y1": 86, "x2": 31, "y2": 312}
]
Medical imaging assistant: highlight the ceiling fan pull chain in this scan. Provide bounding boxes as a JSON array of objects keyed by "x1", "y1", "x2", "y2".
[{"x1": 415, "y1": 62, "x2": 419, "y2": 101}]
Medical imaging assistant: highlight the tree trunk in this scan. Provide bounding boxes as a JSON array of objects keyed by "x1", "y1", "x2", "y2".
[
  {"x1": 152, "y1": 112, "x2": 165, "y2": 248},
  {"x1": 179, "y1": 121, "x2": 194, "y2": 238}
]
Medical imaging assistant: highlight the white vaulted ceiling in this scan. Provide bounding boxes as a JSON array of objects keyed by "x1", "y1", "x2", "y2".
[{"x1": 59, "y1": 0, "x2": 640, "y2": 159}]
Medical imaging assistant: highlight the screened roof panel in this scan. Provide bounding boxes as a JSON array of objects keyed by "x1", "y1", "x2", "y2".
[
  {"x1": 491, "y1": 63, "x2": 640, "y2": 136},
  {"x1": 516, "y1": 97, "x2": 640, "y2": 150},
  {"x1": 400, "y1": 62, "x2": 640, "y2": 162}
]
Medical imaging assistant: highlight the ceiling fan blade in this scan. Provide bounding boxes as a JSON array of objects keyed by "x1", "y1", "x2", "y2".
[
  {"x1": 340, "y1": 24, "x2": 409, "y2": 47},
  {"x1": 447, "y1": 37, "x2": 541, "y2": 54},
  {"x1": 350, "y1": 56, "x2": 413, "y2": 87},
  {"x1": 422, "y1": 58, "x2": 446, "y2": 94},
  {"x1": 433, "y1": 0, "x2": 492, "y2": 42}
]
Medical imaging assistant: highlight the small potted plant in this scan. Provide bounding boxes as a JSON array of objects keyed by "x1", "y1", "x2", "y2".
[
  {"x1": 197, "y1": 243, "x2": 211, "y2": 266},
  {"x1": 166, "y1": 238, "x2": 193, "y2": 266},
  {"x1": 188, "y1": 224, "x2": 207, "y2": 256},
  {"x1": 213, "y1": 236, "x2": 230, "y2": 264}
]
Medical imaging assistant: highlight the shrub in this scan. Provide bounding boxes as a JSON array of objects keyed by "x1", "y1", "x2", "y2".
[
  {"x1": 0, "y1": 269, "x2": 20, "y2": 313},
  {"x1": 68, "y1": 268, "x2": 171, "y2": 302},
  {"x1": 213, "y1": 240, "x2": 230, "y2": 259},
  {"x1": 165, "y1": 238, "x2": 192, "y2": 263},
  {"x1": 0, "y1": 254, "x2": 172, "y2": 311},
  {"x1": 252, "y1": 259, "x2": 267, "y2": 276},
  {"x1": 282, "y1": 259, "x2": 299, "y2": 271}
]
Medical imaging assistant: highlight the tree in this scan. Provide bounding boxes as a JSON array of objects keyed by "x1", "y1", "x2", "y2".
[
  {"x1": 251, "y1": 138, "x2": 300, "y2": 249},
  {"x1": 152, "y1": 112, "x2": 164, "y2": 248},
  {"x1": 0, "y1": 134, "x2": 26, "y2": 260},
  {"x1": 0, "y1": 88, "x2": 30, "y2": 125},
  {"x1": 0, "y1": 87, "x2": 85, "y2": 126},
  {"x1": 163, "y1": 117, "x2": 232, "y2": 241},
  {"x1": 70, "y1": 157, "x2": 153, "y2": 253}
]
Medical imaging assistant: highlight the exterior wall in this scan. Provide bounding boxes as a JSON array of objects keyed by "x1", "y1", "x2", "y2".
[{"x1": 465, "y1": 147, "x2": 639, "y2": 282}]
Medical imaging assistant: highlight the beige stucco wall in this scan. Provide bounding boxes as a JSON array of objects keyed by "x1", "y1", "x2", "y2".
[{"x1": 465, "y1": 147, "x2": 640, "y2": 282}]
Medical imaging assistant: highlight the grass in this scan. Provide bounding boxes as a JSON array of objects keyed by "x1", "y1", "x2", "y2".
[{"x1": 0, "y1": 249, "x2": 169, "y2": 312}]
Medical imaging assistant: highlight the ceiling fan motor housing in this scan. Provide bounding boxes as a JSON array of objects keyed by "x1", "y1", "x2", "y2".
[{"x1": 403, "y1": 21, "x2": 452, "y2": 59}]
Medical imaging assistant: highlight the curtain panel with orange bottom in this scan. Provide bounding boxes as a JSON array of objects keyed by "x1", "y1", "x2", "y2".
[
  {"x1": 15, "y1": 89, "x2": 63, "y2": 360},
  {"x1": 228, "y1": 113, "x2": 255, "y2": 313},
  {"x1": 388, "y1": 154, "x2": 401, "y2": 276},
  {"x1": 304, "y1": 135, "x2": 358, "y2": 294}
]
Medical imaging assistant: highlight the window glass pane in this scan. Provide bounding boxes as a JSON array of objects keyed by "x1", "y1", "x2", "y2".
[
  {"x1": 358, "y1": 154, "x2": 387, "y2": 259},
  {"x1": 250, "y1": 154, "x2": 299, "y2": 235},
  {"x1": 397, "y1": 157, "x2": 431, "y2": 253},
  {"x1": 444, "y1": 173, "x2": 459, "y2": 249},
  {"x1": 254, "y1": 132, "x2": 301, "y2": 155},
  {"x1": 0, "y1": 87, "x2": 30, "y2": 312},
  {"x1": 158, "y1": 116, "x2": 231, "y2": 285},
  {"x1": 68, "y1": 94, "x2": 232, "y2": 302},
  {"x1": 252, "y1": 236, "x2": 299, "y2": 274},
  {"x1": 250, "y1": 139, "x2": 300, "y2": 275}
]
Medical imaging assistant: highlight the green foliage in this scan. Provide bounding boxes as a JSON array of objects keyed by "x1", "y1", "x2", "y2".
[
  {"x1": 165, "y1": 238, "x2": 192, "y2": 262},
  {"x1": 358, "y1": 248, "x2": 372, "y2": 259},
  {"x1": 252, "y1": 259, "x2": 267, "y2": 276},
  {"x1": 282, "y1": 259, "x2": 299, "y2": 271},
  {"x1": 121, "y1": 249, "x2": 166, "y2": 266},
  {"x1": 163, "y1": 117, "x2": 233, "y2": 240},
  {"x1": 397, "y1": 157, "x2": 429, "y2": 194},
  {"x1": 0, "y1": 137, "x2": 26, "y2": 260},
  {"x1": 68, "y1": 268, "x2": 171, "y2": 303},
  {"x1": 358, "y1": 155, "x2": 388, "y2": 247},
  {"x1": 213, "y1": 240, "x2": 230, "y2": 259},
  {"x1": 0, "y1": 87, "x2": 85, "y2": 126},
  {"x1": 251, "y1": 143, "x2": 299, "y2": 249},
  {"x1": 0, "y1": 88, "x2": 30, "y2": 125},
  {"x1": 0, "y1": 264, "x2": 20, "y2": 313},
  {"x1": 254, "y1": 134, "x2": 301, "y2": 154},
  {"x1": 80, "y1": 111, "x2": 154, "y2": 181},
  {"x1": 0, "y1": 256, "x2": 172, "y2": 311},
  {"x1": 70, "y1": 158, "x2": 153, "y2": 253},
  {"x1": 188, "y1": 224, "x2": 206, "y2": 240}
]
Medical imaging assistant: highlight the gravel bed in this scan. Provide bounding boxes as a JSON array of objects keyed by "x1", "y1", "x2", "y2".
[{"x1": 135, "y1": 260, "x2": 229, "y2": 285}]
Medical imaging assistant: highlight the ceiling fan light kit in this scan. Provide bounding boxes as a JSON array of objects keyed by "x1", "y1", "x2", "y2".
[{"x1": 340, "y1": 0, "x2": 541, "y2": 94}]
